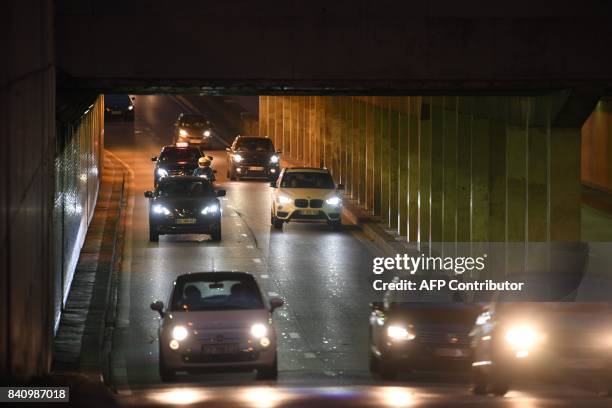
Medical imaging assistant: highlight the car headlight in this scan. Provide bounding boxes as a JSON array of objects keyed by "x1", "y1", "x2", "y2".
[
  {"x1": 128, "y1": 105, "x2": 133, "y2": 111},
  {"x1": 201, "y1": 204, "x2": 219, "y2": 215},
  {"x1": 152, "y1": 204, "x2": 171, "y2": 215},
  {"x1": 172, "y1": 325, "x2": 189, "y2": 341},
  {"x1": 326, "y1": 196, "x2": 341, "y2": 206},
  {"x1": 250, "y1": 323, "x2": 268, "y2": 338},
  {"x1": 278, "y1": 195, "x2": 292, "y2": 205},
  {"x1": 387, "y1": 325, "x2": 415, "y2": 341},
  {"x1": 203, "y1": 130, "x2": 211, "y2": 137},
  {"x1": 505, "y1": 325, "x2": 541, "y2": 349},
  {"x1": 270, "y1": 155, "x2": 279, "y2": 164},
  {"x1": 157, "y1": 168, "x2": 168, "y2": 177},
  {"x1": 233, "y1": 154, "x2": 243, "y2": 163},
  {"x1": 179, "y1": 129, "x2": 188, "y2": 137}
]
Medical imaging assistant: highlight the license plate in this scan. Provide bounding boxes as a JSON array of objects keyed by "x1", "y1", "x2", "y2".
[
  {"x1": 300, "y1": 209, "x2": 319, "y2": 215},
  {"x1": 248, "y1": 166, "x2": 264, "y2": 171},
  {"x1": 176, "y1": 218, "x2": 196, "y2": 225},
  {"x1": 435, "y1": 348, "x2": 469, "y2": 358},
  {"x1": 560, "y1": 358, "x2": 604, "y2": 370},
  {"x1": 188, "y1": 140, "x2": 201, "y2": 144},
  {"x1": 202, "y1": 344, "x2": 239, "y2": 354}
]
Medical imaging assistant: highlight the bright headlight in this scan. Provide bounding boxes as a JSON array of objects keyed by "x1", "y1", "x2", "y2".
[
  {"x1": 278, "y1": 195, "x2": 292, "y2": 205},
  {"x1": 157, "y1": 168, "x2": 168, "y2": 177},
  {"x1": 172, "y1": 325, "x2": 189, "y2": 341},
  {"x1": 128, "y1": 105, "x2": 134, "y2": 111},
  {"x1": 387, "y1": 325, "x2": 415, "y2": 341},
  {"x1": 201, "y1": 204, "x2": 219, "y2": 215},
  {"x1": 203, "y1": 130, "x2": 211, "y2": 137},
  {"x1": 179, "y1": 129, "x2": 188, "y2": 137},
  {"x1": 326, "y1": 196, "x2": 341, "y2": 206},
  {"x1": 152, "y1": 205, "x2": 171, "y2": 215},
  {"x1": 233, "y1": 154, "x2": 243, "y2": 163},
  {"x1": 251, "y1": 323, "x2": 268, "y2": 338},
  {"x1": 505, "y1": 325, "x2": 540, "y2": 349},
  {"x1": 270, "y1": 155, "x2": 279, "y2": 164}
]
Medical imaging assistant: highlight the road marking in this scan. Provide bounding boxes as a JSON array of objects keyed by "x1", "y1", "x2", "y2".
[
  {"x1": 289, "y1": 332, "x2": 301, "y2": 339},
  {"x1": 241, "y1": 233, "x2": 248, "y2": 237},
  {"x1": 304, "y1": 352, "x2": 316, "y2": 359},
  {"x1": 253, "y1": 258, "x2": 261, "y2": 264},
  {"x1": 260, "y1": 274, "x2": 269, "y2": 279},
  {"x1": 324, "y1": 371, "x2": 336, "y2": 377},
  {"x1": 268, "y1": 291, "x2": 279, "y2": 297},
  {"x1": 247, "y1": 245, "x2": 254, "y2": 249}
]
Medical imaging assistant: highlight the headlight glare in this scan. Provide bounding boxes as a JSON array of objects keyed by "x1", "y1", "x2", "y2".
[
  {"x1": 152, "y1": 205, "x2": 171, "y2": 215},
  {"x1": 179, "y1": 129, "x2": 188, "y2": 137},
  {"x1": 326, "y1": 196, "x2": 341, "y2": 206},
  {"x1": 157, "y1": 168, "x2": 168, "y2": 177},
  {"x1": 203, "y1": 130, "x2": 211, "y2": 137},
  {"x1": 172, "y1": 325, "x2": 189, "y2": 341},
  {"x1": 270, "y1": 155, "x2": 279, "y2": 164},
  {"x1": 278, "y1": 195, "x2": 292, "y2": 205},
  {"x1": 233, "y1": 154, "x2": 243, "y2": 163},
  {"x1": 201, "y1": 204, "x2": 219, "y2": 215},
  {"x1": 505, "y1": 325, "x2": 540, "y2": 349},
  {"x1": 251, "y1": 323, "x2": 268, "y2": 338},
  {"x1": 387, "y1": 325, "x2": 415, "y2": 341},
  {"x1": 128, "y1": 105, "x2": 134, "y2": 111}
]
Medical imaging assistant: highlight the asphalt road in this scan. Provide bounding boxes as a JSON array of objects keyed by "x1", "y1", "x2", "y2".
[{"x1": 104, "y1": 96, "x2": 611, "y2": 407}]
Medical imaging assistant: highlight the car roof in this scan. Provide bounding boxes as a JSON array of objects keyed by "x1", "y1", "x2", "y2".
[
  {"x1": 161, "y1": 145, "x2": 200, "y2": 151},
  {"x1": 284, "y1": 167, "x2": 330, "y2": 173},
  {"x1": 175, "y1": 271, "x2": 257, "y2": 283}
]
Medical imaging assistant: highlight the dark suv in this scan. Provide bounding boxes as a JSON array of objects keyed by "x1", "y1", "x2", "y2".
[
  {"x1": 104, "y1": 94, "x2": 135, "y2": 121},
  {"x1": 152, "y1": 144, "x2": 203, "y2": 187},
  {"x1": 173, "y1": 113, "x2": 214, "y2": 147},
  {"x1": 225, "y1": 136, "x2": 281, "y2": 180}
]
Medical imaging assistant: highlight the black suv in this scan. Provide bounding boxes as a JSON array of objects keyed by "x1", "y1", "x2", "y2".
[
  {"x1": 152, "y1": 145, "x2": 203, "y2": 187},
  {"x1": 173, "y1": 113, "x2": 214, "y2": 147},
  {"x1": 225, "y1": 136, "x2": 281, "y2": 181},
  {"x1": 144, "y1": 176, "x2": 225, "y2": 242}
]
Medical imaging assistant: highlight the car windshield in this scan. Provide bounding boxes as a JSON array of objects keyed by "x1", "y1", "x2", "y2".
[
  {"x1": 105, "y1": 94, "x2": 130, "y2": 107},
  {"x1": 180, "y1": 115, "x2": 209, "y2": 127},
  {"x1": 171, "y1": 275, "x2": 264, "y2": 311},
  {"x1": 280, "y1": 172, "x2": 335, "y2": 189},
  {"x1": 156, "y1": 179, "x2": 214, "y2": 197},
  {"x1": 235, "y1": 138, "x2": 275, "y2": 152},
  {"x1": 159, "y1": 147, "x2": 200, "y2": 162}
]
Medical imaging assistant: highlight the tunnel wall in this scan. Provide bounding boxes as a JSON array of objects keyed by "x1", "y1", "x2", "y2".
[
  {"x1": 582, "y1": 99, "x2": 612, "y2": 192},
  {"x1": 53, "y1": 96, "x2": 104, "y2": 333},
  {"x1": 260, "y1": 95, "x2": 582, "y2": 244}
]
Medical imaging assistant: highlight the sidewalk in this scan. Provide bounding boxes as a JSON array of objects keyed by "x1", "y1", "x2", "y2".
[{"x1": 53, "y1": 151, "x2": 128, "y2": 383}]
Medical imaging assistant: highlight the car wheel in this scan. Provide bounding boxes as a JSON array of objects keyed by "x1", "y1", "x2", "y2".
[
  {"x1": 490, "y1": 377, "x2": 510, "y2": 397},
  {"x1": 210, "y1": 225, "x2": 222, "y2": 242},
  {"x1": 159, "y1": 352, "x2": 176, "y2": 382},
  {"x1": 472, "y1": 367, "x2": 488, "y2": 395},
  {"x1": 149, "y1": 226, "x2": 159, "y2": 242},
  {"x1": 256, "y1": 356, "x2": 278, "y2": 380},
  {"x1": 273, "y1": 217, "x2": 283, "y2": 230}
]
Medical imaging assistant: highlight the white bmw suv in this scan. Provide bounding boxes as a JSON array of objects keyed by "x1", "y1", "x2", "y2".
[
  {"x1": 150, "y1": 272, "x2": 283, "y2": 381},
  {"x1": 270, "y1": 167, "x2": 344, "y2": 230}
]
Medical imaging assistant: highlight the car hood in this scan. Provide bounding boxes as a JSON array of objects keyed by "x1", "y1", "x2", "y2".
[
  {"x1": 165, "y1": 309, "x2": 270, "y2": 330},
  {"x1": 181, "y1": 124, "x2": 210, "y2": 132},
  {"x1": 278, "y1": 188, "x2": 338, "y2": 200},
  {"x1": 153, "y1": 196, "x2": 217, "y2": 210},
  {"x1": 389, "y1": 303, "x2": 481, "y2": 327},
  {"x1": 235, "y1": 150, "x2": 275, "y2": 159},
  {"x1": 158, "y1": 162, "x2": 198, "y2": 171}
]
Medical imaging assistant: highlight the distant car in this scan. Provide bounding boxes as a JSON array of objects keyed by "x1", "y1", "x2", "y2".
[
  {"x1": 152, "y1": 144, "x2": 203, "y2": 187},
  {"x1": 369, "y1": 275, "x2": 480, "y2": 380},
  {"x1": 104, "y1": 94, "x2": 135, "y2": 121},
  {"x1": 471, "y1": 301, "x2": 612, "y2": 396},
  {"x1": 150, "y1": 271, "x2": 284, "y2": 381},
  {"x1": 270, "y1": 167, "x2": 344, "y2": 230},
  {"x1": 144, "y1": 176, "x2": 225, "y2": 242},
  {"x1": 174, "y1": 113, "x2": 214, "y2": 147},
  {"x1": 226, "y1": 136, "x2": 281, "y2": 180}
]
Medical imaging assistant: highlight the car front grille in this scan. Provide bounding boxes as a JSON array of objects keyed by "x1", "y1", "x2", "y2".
[
  {"x1": 294, "y1": 199, "x2": 324, "y2": 208},
  {"x1": 310, "y1": 199, "x2": 324, "y2": 208},
  {"x1": 294, "y1": 199, "x2": 308, "y2": 208},
  {"x1": 417, "y1": 331, "x2": 470, "y2": 346}
]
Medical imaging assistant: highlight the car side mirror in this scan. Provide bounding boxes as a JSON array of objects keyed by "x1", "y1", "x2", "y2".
[
  {"x1": 337, "y1": 184, "x2": 345, "y2": 190},
  {"x1": 216, "y1": 189, "x2": 226, "y2": 197},
  {"x1": 269, "y1": 181, "x2": 277, "y2": 188},
  {"x1": 150, "y1": 300, "x2": 164, "y2": 317},
  {"x1": 131, "y1": 96, "x2": 136, "y2": 101},
  {"x1": 370, "y1": 301, "x2": 384, "y2": 311},
  {"x1": 151, "y1": 157, "x2": 157, "y2": 162},
  {"x1": 144, "y1": 191, "x2": 154, "y2": 198},
  {"x1": 269, "y1": 297, "x2": 284, "y2": 312}
]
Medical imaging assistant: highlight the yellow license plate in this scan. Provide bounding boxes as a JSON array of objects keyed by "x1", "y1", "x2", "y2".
[
  {"x1": 176, "y1": 218, "x2": 196, "y2": 225},
  {"x1": 300, "y1": 209, "x2": 318, "y2": 215},
  {"x1": 248, "y1": 166, "x2": 264, "y2": 171}
]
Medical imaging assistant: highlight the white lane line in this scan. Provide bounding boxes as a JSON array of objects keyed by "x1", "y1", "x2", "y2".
[
  {"x1": 253, "y1": 258, "x2": 261, "y2": 264},
  {"x1": 289, "y1": 332, "x2": 301, "y2": 339},
  {"x1": 268, "y1": 292, "x2": 279, "y2": 297},
  {"x1": 247, "y1": 245, "x2": 254, "y2": 249},
  {"x1": 260, "y1": 274, "x2": 269, "y2": 279},
  {"x1": 241, "y1": 233, "x2": 248, "y2": 237},
  {"x1": 304, "y1": 352, "x2": 316, "y2": 359},
  {"x1": 324, "y1": 371, "x2": 336, "y2": 377}
]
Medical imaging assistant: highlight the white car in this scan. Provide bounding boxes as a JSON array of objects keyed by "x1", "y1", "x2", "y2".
[
  {"x1": 150, "y1": 272, "x2": 284, "y2": 381},
  {"x1": 270, "y1": 167, "x2": 344, "y2": 230}
]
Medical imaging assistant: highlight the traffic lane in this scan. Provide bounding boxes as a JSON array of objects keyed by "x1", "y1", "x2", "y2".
[{"x1": 122, "y1": 384, "x2": 611, "y2": 407}]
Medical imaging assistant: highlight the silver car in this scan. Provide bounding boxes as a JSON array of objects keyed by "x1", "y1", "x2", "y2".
[{"x1": 151, "y1": 271, "x2": 284, "y2": 381}]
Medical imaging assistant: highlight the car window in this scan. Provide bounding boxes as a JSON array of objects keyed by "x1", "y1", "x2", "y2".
[
  {"x1": 280, "y1": 172, "x2": 335, "y2": 189},
  {"x1": 156, "y1": 180, "x2": 214, "y2": 197},
  {"x1": 159, "y1": 148, "x2": 200, "y2": 162},
  {"x1": 235, "y1": 138, "x2": 274, "y2": 152},
  {"x1": 171, "y1": 276, "x2": 264, "y2": 311},
  {"x1": 180, "y1": 115, "x2": 209, "y2": 127}
]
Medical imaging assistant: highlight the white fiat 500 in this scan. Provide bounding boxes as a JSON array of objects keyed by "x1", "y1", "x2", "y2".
[
  {"x1": 150, "y1": 272, "x2": 284, "y2": 381},
  {"x1": 270, "y1": 167, "x2": 344, "y2": 230}
]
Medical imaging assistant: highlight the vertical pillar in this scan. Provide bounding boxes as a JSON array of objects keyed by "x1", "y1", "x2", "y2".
[
  {"x1": 419, "y1": 96, "x2": 432, "y2": 246},
  {"x1": 470, "y1": 100, "x2": 490, "y2": 242},
  {"x1": 398, "y1": 97, "x2": 410, "y2": 238},
  {"x1": 457, "y1": 98, "x2": 473, "y2": 242},
  {"x1": 380, "y1": 98, "x2": 391, "y2": 225},
  {"x1": 430, "y1": 97, "x2": 444, "y2": 245},
  {"x1": 365, "y1": 97, "x2": 375, "y2": 210},
  {"x1": 408, "y1": 97, "x2": 420, "y2": 242},
  {"x1": 389, "y1": 98, "x2": 400, "y2": 230},
  {"x1": 373, "y1": 99, "x2": 382, "y2": 216},
  {"x1": 443, "y1": 97, "x2": 458, "y2": 245}
]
